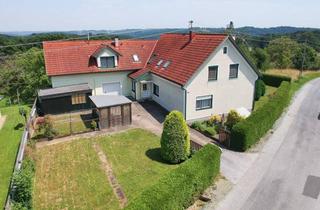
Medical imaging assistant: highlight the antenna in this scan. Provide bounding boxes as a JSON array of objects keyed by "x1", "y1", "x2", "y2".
[{"x1": 189, "y1": 20, "x2": 194, "y2": 30}]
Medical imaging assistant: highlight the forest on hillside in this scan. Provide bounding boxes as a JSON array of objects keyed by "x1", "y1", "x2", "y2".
[{"x1": 0, "y1": 29, "x2": 320, "y2": 104}]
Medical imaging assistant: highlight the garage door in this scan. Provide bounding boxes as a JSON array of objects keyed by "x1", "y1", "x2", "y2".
[{"x1": 102, "y1": 82, "x2": 121, "y2": 95}]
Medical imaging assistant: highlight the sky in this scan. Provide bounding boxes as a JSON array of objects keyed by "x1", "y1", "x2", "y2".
[{"x1": 0, "y1": 0, "x2": 319, "y2": 32}]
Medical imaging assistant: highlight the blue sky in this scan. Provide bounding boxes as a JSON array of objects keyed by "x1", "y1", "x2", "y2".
[{"x1": 0, "y1": 0, "x2": 319, "y2": 31}]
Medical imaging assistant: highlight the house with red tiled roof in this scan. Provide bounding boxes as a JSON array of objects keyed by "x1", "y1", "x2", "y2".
[{"x1": 41, "y1": 32, "x2": 260, "y2": 121}]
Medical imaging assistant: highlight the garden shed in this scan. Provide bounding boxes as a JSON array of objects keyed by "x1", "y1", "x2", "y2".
[
  {"x1": 37, "y1": 83, "x2": 92, "y2": 115},
  {"x1": 89, "y1": 95, "x2": 132, "y2": 129}
]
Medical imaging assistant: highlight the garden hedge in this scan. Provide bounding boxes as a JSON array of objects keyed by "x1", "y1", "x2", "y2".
[
  {"x1": 254, "y1": 79, "x2": 266, "y2": 100},
  {"x1": 125, "y1": 144, "x2": 221, "y2": 210},
  {"x1": 230, "y1": 81, "x2": 291, "y2": 151},
  {"x1": 262, "y1": 73, "x2": 292, "y2": 87}
]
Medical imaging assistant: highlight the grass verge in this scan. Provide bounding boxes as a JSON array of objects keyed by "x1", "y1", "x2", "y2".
[{"x1": 0, "y1": 105, "x2": 28, "y2": 208}]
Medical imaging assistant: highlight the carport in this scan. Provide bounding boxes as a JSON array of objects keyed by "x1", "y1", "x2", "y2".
[{"x1": 89, "y1": 95, "x2": 132, "y2": 129}]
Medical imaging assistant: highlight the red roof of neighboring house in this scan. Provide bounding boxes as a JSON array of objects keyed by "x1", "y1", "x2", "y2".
[
  {"x1": 130, "y1": 33, "x2": 228, "y2": 85},
  {"x1": 43, "y1": 39, "x2": 157, "y2": 76}
]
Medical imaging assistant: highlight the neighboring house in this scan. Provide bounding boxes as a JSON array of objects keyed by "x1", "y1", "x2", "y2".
[{"x1": 42, "y1": 32, "x2": 260, "y2": 121}]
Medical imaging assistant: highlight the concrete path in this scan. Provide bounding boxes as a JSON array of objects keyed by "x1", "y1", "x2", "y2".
[{"x1": 210, "y1": 78, "x2": 320, "y2": 210}]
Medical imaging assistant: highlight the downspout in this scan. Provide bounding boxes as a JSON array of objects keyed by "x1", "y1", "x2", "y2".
[{"x1": 184, "y1": 88, "x2": 187, "y2": 120}]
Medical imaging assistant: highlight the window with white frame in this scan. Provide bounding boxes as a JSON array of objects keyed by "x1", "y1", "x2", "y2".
[
  {"x1": 196, "y1": 95, "x2": 213, "y2": 110},
  {"x1": 223, "y1": 47, "x2": 228, "y2": 54},
  {"x1": 208, "y1": 65, "x2": 218, "y2": 81},
  {"x1": 229, "y1": 64, "x2": 239, "y2": 79}
]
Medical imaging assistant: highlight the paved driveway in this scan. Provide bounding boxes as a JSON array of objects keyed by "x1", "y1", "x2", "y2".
[
  {"x1": 131, "y1": 100, "x2": 258, "y2": 185},
  {"x1": 213, "y1": 78, "x2": 320, "y2": 210}
]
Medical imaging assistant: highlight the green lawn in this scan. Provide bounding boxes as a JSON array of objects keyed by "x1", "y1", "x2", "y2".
[
  {"x1": 254, "y1": 85, "x2": 278, "y2": 111},
  {"x1": 0, "y1": 105, "x2": 28, "y2": 208},
  {"x1": 33, "y1": 129, "x2": 177, "y2": 209}
]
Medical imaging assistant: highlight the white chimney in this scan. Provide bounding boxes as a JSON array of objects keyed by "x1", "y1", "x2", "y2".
[{"x1": 114, "y1": 37, "x2": 119, "y2": 48}]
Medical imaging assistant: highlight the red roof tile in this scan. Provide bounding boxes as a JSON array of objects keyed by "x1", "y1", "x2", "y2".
[
  {"x1": 141, "y1": 33, "x2": 228, "y2": 85},
  {"x1": 43, "y1": 39, "x2": 157, "y2": 76}
]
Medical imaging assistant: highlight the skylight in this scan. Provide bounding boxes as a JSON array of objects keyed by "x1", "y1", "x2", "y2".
[
  {"x1": 157, "y1": 60, "x2": 163, "y2": 66},
  {"x1": 132, "y1": 54, "x2": 140, "y2": 62},
  {"x1": 163, "y1": 61, "x2": 171, "y2": 69}
]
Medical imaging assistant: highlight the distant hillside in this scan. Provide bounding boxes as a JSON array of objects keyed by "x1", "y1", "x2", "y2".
[{"x1": 2, "y1": 26, "x2": 319, "y2": 38}]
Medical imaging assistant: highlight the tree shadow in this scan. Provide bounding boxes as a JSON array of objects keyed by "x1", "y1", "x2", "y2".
[
  {"x1": 14, "y1": 123, "x2": 24, "y2": 130},
  {"x1": 145, "y1": 148, "x2": 171, "y2": 164}
]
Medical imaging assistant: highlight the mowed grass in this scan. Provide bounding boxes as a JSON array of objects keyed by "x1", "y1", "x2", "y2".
[
  {"x1": 33, "y1": 139, "x2": 119, "y2": 210},
  {"x1": 33, "y1": 129, "x2": 177, "y2": 209},
  {"x1": 0, "y1": 105, "x2": 28, "y2": 208},
  {"x1": 254, "y1": 85, "x2": 278, "y2": 111},
  {"x1": 95, "y1": 129, "x2": 178, "y2": 201}
]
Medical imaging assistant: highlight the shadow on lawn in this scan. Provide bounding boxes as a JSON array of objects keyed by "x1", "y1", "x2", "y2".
[{"x1": 145, "y1": 148, "x2": 170, "y2": 164}]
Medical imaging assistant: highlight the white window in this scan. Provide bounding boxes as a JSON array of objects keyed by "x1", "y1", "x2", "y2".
[
  {"x1": 163, "y1": 61, "x2": 171, "y2": 69},
  {"x1": 157, "y1": 60, "x2": 163, "y2": 66},
  {"x1": 196, "y1": 95, "x2": 213, "y2": 110},
  {"x1": 153, "y1": 84, "x2": 159, "y2": 96},
  {"x1": 229, "y1": 64, "x2": 239, "y2": 79},
  {"x1": 132, "y1": 54, "x2": 140, "y2": 62},
  {"x1": 223, "y1": 47, "x2": 228, "y2": 54},
  {"x1": 100, "y1": 56, "x2": 115, "y2": 68}
]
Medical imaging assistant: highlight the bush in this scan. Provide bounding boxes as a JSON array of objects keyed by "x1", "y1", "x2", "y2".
[
  {"x1": 208, "y1": 114, "x2": 222, "y2": 126},
  {"x1": 125, "y1": 144, "x2": 221, "y2": 210},
  {"x1": 230, "y1": 82, "x2": 291, "y2": 151},
  {"x1": 255, "y1": 79, "x2": 266, "y2": 100},
  {"x1": 37, "y1": 116, "x2": 58, "y2": 139},
  {"x1": 262, "y1": 73, "x2": 292, "y2": 87},
  {"x1": 204, "y1": 126, "x2": 216, "y2": 137},
  {"x1": 225, "y1": 110, "x2": 244, "y2": 130},
  {"x1": 191, "y1": 121, "x2": 217, "y2": 137},
  {"x1": 161, "y1": 111, "x2": 190, "y2": 163},
  {"x1": 11, "y1": 158, "x2": 35, "y2": 209}
]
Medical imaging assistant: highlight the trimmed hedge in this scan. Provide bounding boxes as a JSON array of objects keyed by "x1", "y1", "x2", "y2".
[
  {"x1": 230, "y1": 82, "x2": 291, "y2": 151},
  {"x1": 254, "y1": 79, "x2": 266, "y2": 100},
  {"x1": 125, "y1": 144, "x2": 221, "y2": 210},
  {"x1": 262, "y1": 73, "x2": 292, "y2": 87}
]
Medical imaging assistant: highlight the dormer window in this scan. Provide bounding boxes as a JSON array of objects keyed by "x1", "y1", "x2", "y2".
[
  {"x1": 132, "y1": 54, "x2": 140, "y2": 62},
  {"x1": 100, "y1": 56, "x2": 115, "y2": 68},
  {"x1": 157, "y1": 60, "x2": 163, "y2": 66}
]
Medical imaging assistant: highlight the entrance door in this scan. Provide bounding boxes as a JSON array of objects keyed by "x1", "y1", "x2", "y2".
[
  {"x1": 141, "y1": 83, "x2": 151, "y2": 98},
  {"x1": 102, "y1": 82, "x2": 121, "y2": 95}
]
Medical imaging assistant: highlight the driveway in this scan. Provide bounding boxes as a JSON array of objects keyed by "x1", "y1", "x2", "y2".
[
  {"x1": 132, "y1": 100, "x2": 258, "y2": 185},
  {"x1": 211, "y1": 78, "x2": 320, "y2": 210}
]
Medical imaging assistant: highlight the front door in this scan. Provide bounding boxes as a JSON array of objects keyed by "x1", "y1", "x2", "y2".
[{"x1": 141, "y1": 83, "x2": 151, "y2": 98}]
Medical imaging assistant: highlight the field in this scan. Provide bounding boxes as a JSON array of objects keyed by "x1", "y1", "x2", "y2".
[
  {"x1": 0, "y1": 105, "x2": 28, "y2": 208},
  {"x1": 265, "y1": 69, "x2": 316, "y2": 81},
  {"x1": 33, "y1": 129, "x2": 177, "y2": 209}
]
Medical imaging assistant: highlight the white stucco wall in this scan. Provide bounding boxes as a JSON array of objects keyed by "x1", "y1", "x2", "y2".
[
  {"x1": 185, "y1": 39, "x2": 258, "y2": 121},
  {"x1": 51, "y1": 71, "x2": 133, "y2": 96},
  {"x1": 151, "y1": 74, "x2": 185, "y2": 115}
]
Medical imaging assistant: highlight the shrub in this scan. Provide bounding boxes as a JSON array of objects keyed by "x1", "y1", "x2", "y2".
[
  {"x1": 37, "y1": 115, "x2": 58, "y2": 139},
  {"x1": 191, "y1": 121, "x2": 202, "y2": 130},
  {"x1": 225, "y1": 110, "x2": 244, "y2": 130},
  {"x1": 161, "y1": 111, "x2": 190, "y2": 163},
  {"x1": 230, "y1": 82, "x2": 291, "y2": 151},
  {"x1": 204, "y1": 126, "x2": 216, "y2": 137},
  {"x1": 11, "y1": 158, "x2": 35, "y2": 209},
  {"x1": 125, "y1": 144, "x2": 221, "y2": 210},
  {"x1": 255, "y1": 79, "x2": 266, "y2": 100},
  {"x1": 262, "y1": 73, "x2": 292, "y2": 87},
  {"x1": 208, "y1": 114, "x2": 222, "y2": 126}
]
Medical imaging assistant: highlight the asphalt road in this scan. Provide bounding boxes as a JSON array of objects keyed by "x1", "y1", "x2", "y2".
[{"x1": 213, "y1": 78, "x2": 320, "y2": 210}]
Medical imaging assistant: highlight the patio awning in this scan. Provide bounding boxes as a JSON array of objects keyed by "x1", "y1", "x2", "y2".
[
  {"x1": 89, "y1": 95, "x2": 132, "y2": 108},
  {"x1": 38, "y1": 83, "x2": 92, "y2": 100}
]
